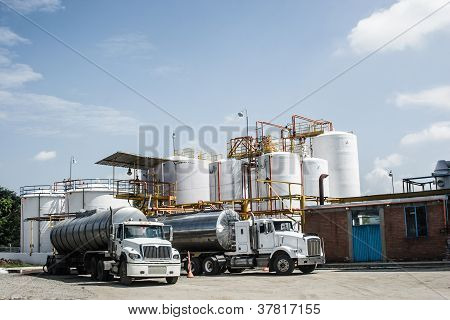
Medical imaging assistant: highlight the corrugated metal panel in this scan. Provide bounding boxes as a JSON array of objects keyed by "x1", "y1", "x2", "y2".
[{"x1": 352, "y1": 224, "x2": 382, "y2": 262}]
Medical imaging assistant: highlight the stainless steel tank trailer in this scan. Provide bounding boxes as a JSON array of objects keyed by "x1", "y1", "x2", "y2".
[
  {"x1": 45, "y1": 207, "x2": 181, "y2": 285},
  {"x1": 159, "y1": 209, "x2": 325, "y2": 276}
]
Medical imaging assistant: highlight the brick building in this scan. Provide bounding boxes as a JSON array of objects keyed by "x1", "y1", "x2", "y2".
[{"x1": 304, "y1": 193, "x2": 449, "y2": 262}]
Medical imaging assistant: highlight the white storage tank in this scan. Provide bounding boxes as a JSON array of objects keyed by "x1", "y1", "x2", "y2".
[
  {"x1": 20, "y1": 187, "x2": 65, "y2": 253},
  {"x1": 312, "y1": 131, "x2": 361, "y2": 198},
  {"x1": 65, "y1": 180, "x2": 130, "y2": 213},
  {"x1": 434, "y1": 160, "x2": 450, "y2": 190},
  {"x1": 209, "y1": 159, "x2": 243, "y2": 201},
  {"x1": 174, "y1": 158, "x2": 210, "y2": 204},
  {"x1": 303, "y1": 157, "x2": 329, "y2": 201},
  {"x1": 257, "y1": 152, "x2": 302, "y2": 211}
]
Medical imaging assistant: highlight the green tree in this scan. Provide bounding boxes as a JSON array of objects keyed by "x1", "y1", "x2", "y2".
[{"x1": 0, "y1": 187, "x2": 21, "y2": 247}]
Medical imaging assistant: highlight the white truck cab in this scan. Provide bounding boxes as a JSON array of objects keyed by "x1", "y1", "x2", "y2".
[{"x1": 110, "y1": 220, "x2": 181, "y2": 285}]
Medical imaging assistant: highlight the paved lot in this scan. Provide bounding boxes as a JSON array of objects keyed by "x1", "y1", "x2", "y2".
[{"x1": 1, "y1": 267, "x2": 449, "y2": 300}]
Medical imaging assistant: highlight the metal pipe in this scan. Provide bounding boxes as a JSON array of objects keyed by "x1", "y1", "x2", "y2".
[{"x1": 319, "y1": 174, "x2": 329, "y2": 205}]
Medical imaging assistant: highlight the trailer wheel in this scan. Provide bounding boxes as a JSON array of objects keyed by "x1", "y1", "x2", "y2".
[
  {"x1": 119, "y1": 262, "x2": 133, "y2": 286},
  {"x1": 298, "y1": 264, "x2": 316, "y2": 274},
  {"x1": 273, "y1": 253, "x2": 294, "y2": 275},
  {"x1": 184, "y1": 257, "x2": 202, "y2": 276},
  {"x1": 166, "y1": 276, "x2": 179, "y2": 285},
  {"x1": 96, "y1": 260, "x2": 110, "y2": 281},
  {"x1": 90, "y1": 257, "x2": 98, "y2": 280},
  {"x1": 202, "y1": 257, "x2": 220, "y2": 276}
]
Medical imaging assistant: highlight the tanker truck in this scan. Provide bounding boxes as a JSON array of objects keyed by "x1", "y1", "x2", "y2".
[
  {"x1": 160, "y1": 209, "x2": 325, "y2": 276},
  {"x1": 45, "y1": 207, "x2": 181, "y2": 285}
]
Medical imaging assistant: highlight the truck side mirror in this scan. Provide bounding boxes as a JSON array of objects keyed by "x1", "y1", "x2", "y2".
[
  {"x1": 170, "y1": 227, "x2": 173, "y2": 242},
  {"x1": 163, "y1": 225, "x2": 173, "y2": 242}
]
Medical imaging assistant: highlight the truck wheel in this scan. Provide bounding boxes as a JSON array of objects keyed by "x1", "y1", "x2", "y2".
[
  {"x1": 90, "y1": 257, "x2": 98, "y2": 279},
  {"x1": 202, "y1": 257, "x2": 220, "y2": 276},
  {"x1": 119, "y1": 262, "x2": 133, "y2": 286},
  {"x1": 166, "y1": 276, "x2": 179, "y2": 285},
  {"x1": 227, "y1": 267, "x2": 245, "y2": 274},
  {"x1": 273, "y1": 254, "x2": 294, "y2": 275},
  {"x1": 184, "y1": 257, "x2": 202, "y2": 276},
  {"x1": 96, "y1": 260, "x2": 110, "y2": 281},
  {"x1": 298, "y1": 264, "x2": 316, "y2": 274}
]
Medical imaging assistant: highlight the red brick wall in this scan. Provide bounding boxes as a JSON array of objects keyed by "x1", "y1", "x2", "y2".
[
  {"x1": 384, "y1": 201, "x2": 448, "y2": 261},
  {"x1": 305, "y1": 209, "x2": 350, "y2": 262}
]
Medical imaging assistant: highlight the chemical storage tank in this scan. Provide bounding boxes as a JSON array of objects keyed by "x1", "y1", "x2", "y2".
[
  {"x1": 434, "y1": 160, "x2": 450, "y2": 190},
  {"x1": 312, "y1": 131, "x2": 360, "y2": 198},
  {"x1": 209, "y1": 159, "x2": 243, "y2": 201},
  {"x1": 160, "y1": 210, "x2": 240, "y2": 252},
  {"x1": 302, "y1": 157, "x2": 329, "y2": 203},
  {"x1": 257, "y1": 152, "x2": 302, "y2": 211},
  {"x1": 20, "y1": 186, "x2": 65, "y2": 253},
  {"x1": 51, "y1": 207, "x2": 145, "y2": 254},
  {"x1": 174, "y1": 158, "x2": 210, "y2": 204},
  {"x1": 64, "y1": 179, "x2": 130, "y2": 213}
]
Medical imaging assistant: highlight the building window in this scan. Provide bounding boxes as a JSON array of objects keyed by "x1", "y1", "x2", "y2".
[{"x1": 404, "y1": 206, "x2": 428, "y2": 238}]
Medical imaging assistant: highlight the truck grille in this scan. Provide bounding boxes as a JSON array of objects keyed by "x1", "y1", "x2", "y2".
[
  {"x1": 142, "y1": 245, "x2": 171, "y2": 259},
  {"x1": 307, "y1": 238, "x2": 321, "y2": 257}
]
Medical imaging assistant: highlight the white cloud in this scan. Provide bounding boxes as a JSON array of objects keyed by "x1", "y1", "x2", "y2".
[
  {"x1": 0, "y1": 63, "x2": 42, "y2": 88},
  {"x1": 0, "y1": 90, "x2": 141, "y2": 136},
  {"x1": 347, "y1": 0, "x2": 450, "y2": 54},
  {"x1": 0, "y1": 111, "x2": 6, "y2": 119},
  {"x1": 34, "y1": 150, "x2": 56, "y2": 161},
  {"x1": 152, "y1": 65, "x2": 182, "y2": 78},
  {"x1": 2, "y1": 0, "x2": 63, "y2": 13},
  {"x1": 0, "y1": 27, "x2": 30, "y2": 46},
  {"x1": 394, "y1": 85, "x2": 450, "y2": 111},
  {"x1": 98, "y1": 33, "x2": 155, "y2": 58},
  {"x1": 401, "y1": 121, "x2": 450, "y2": 144},
  {"x1": 365, "y1": 153, "x2": 404, "y2": 194}
]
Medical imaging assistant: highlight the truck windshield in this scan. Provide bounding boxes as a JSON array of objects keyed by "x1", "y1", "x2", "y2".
[
  {"x1": 273, "y1": 221, "x2": 294, "y2": 232},
  {"x1": 124, "y1": 225, "x2": 163, "y2": 239}
]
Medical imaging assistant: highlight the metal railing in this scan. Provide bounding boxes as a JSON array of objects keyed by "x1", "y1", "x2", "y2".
[
  {"x1": 54, "y1": 178, "x2": 117, "y2": 192},
  {"x1": 20, "y1": 185, "x2": 65, "y2": 196},
  {"x1": 0, "y1": 246, "x2": 20, "y2": 253}
]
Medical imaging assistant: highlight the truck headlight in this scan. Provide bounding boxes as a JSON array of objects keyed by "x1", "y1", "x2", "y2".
[
  {"x1": 128, "y1": 253, "x2": 141, "y2": 260},
  {"x1": 173, "y1": 254, "x2": 180, "y2": 260}
]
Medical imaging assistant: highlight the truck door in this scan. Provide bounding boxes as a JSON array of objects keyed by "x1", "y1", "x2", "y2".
[
  {"x1": 258, "y1": 221, "x2": 275, "y2": 251},
  {"x1": 114, "y1": 224, "x2": 124, "y2": 258}
]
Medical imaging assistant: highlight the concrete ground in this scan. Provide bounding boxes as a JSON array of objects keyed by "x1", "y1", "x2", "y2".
[{"x1": 1, "y1": 267, "x2": 449, "y2": 300}]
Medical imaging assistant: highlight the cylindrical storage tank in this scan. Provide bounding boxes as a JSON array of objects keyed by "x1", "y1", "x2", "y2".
[
  {"x1": 160, "y1": 210, "x2": 239, "y2": 252},
  {"x1": 257, "y1": 152, "x2": 302, "y2": 211},
  {"x1": 209, "y1": 159, "x2": 243, "y2": 201},
  {"x1": 174, "y1": 158, "x2": 210, "y2": 204},
  {"x1": 434, "y1": 160, "x2": 450, "y2": 190},
  {"x1": 303, "y1": 157, "x2": 329, "y2": 201},
  {"x1": 65, "y1": 182, "x2": 130, "y2": 213},
  {"x1": 50, "y1": 207, "x2": 146, "y2": 254},
  {"x1": 312, "y1": 131, "x2": 361, "y2": 198},
  {"x1": 21, "y1": 192, "x2": 65, "y2": 253}
]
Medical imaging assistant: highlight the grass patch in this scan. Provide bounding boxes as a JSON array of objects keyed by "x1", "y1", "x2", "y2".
[{"x1": 0, "y1": 259, "x2": 34, "y2": 268}]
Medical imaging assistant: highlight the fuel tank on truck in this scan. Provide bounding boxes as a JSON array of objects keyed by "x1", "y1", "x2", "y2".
[
  {"x1": 50, "y1": 207, "x2": 146, "y2": 255},
  {"x1": 160, "y1": 210, "x2": 240, "y2": 252}
]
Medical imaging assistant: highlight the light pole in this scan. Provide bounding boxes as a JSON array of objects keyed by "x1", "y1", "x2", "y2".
[
  {"x1": 69, "y1": 156, "x2": 76, "y2": 181},
  {"x1": 388, "y1": 170, "x2": 394, "y2": 194},
  {"x1": 238, "y1": 108, "x2": 249, "y2": 137},
  {"x1": 172, "y1": 132, "x2": 176, "y2": 156}
]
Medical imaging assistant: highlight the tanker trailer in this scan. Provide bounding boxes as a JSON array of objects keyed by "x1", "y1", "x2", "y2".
[
  {"x1": 46, "y1": 206, "x2": 181, "y2": 285},
  {"x1": 160, "y1": 209, "x2": 325, "y2": 276}
]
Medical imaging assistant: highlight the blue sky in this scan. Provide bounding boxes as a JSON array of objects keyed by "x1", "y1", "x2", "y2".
[{"x1": 0, "y1": 0, "x2": 449, "y2": 194}]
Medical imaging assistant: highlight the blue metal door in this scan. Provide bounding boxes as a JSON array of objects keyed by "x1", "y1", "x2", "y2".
[{"x1": 352, "y1": 224, "x2": 382, "y2": 262}]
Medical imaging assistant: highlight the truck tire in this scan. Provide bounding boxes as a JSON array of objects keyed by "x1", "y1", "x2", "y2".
[
  {"x1": 273, "y1": 253, "x2": 294, "y2": 275},
  {"x1": 96, "y1": 260, "x2": 111, "y2": 281},
  {"x1": 202, "y1": 257, "x2": 220, "y2": 276},
  {"x1": 166, "y1": 276, "x2": 179, "y2": 285},
  {"x1": 119, "y1": 262, "x2": 133, "y2": 286},
  {"x1": 90, "y1": 256, "x2": 98, "y2": 280},
  {"x1": 298, "y1": 264, "x2": 316, "y2": 274},
  {"x1": 184, "y1": 257, "x2": 202, "y2": 276}
]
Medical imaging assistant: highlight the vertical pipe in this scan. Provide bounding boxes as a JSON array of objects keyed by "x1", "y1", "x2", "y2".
[
  {"x1": 38, "y1": 194, "x2": 41, "y2": 253},
  {"x1": 319, "y1": 174, "x2": 329, "y2": 205}
]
